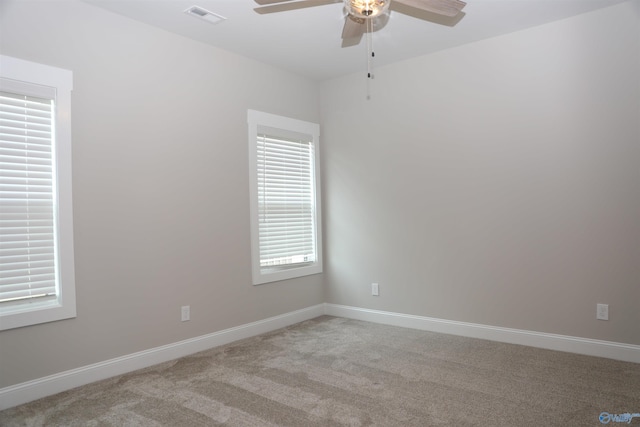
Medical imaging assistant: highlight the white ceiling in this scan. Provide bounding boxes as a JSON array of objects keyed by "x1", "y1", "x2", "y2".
[{"x1": 84, "y1": 0, "x2": 627, "y2": 81}]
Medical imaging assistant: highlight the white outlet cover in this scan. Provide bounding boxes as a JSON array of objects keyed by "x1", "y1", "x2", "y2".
[
  {"x1": 181, "y1": 305, "x2": 190, "y2": 321},
  {"x1": 596, "y1": 304, "x2": 608, "y2": 321},
  {"x1": 372, "y1": 283, "x2": 379, "y2": 296}
]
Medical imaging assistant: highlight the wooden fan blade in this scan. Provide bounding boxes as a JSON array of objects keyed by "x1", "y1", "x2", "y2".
[
  {"x1": 342, "y1": 15, "x2": 366, "y2": 39},
  {"x1": 393, "y1": 0, "x2": 466, "y2": 17},
  {"x1": 254, "y1": 0, "x2": 296, "y2": 5},
  {"x1": 255, "y1": 0, "x2": 340, "y2": 14}
]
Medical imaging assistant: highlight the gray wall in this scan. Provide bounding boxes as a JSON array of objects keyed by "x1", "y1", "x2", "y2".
[
  {"x1": 321, "y1": 1, "x2": 640, "y2": 345},
  {"x1": 1, "y1": 0, "x2": 639, "y2": 392},
  {"x1": 0, "y1": 0, "x2": 323, "y2": 388}
]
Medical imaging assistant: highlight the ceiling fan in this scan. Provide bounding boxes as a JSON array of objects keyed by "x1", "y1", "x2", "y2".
[{"x1": 253, "y1": 0, "x2": 467, "y2": 44}]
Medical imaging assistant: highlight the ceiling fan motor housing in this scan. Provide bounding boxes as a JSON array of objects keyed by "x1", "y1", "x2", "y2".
[{"x1": 344, "y1": 0, "x2": 390, "y2": 18}]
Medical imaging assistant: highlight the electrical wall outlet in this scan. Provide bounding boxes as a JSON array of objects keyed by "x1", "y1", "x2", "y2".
[
  {"x1": 596, "y1": 304, "x2": 608, "y2": 321},
  {"x1": 372, "y1": 283, "x2": 379, "y2": 296},
  {"x1": 181, "y1": 305, "x2": 190, "y2": 322}
]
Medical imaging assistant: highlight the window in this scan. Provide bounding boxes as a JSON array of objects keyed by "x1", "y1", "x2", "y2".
[
  {"x1": 248, "y1": 110, "x2": 322, "y2": 285},
  {"x1": 0, "y1": 55, "x2": 75, "y2": 330}
]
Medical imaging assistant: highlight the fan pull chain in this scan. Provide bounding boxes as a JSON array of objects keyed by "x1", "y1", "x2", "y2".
[{"x1": 366, "y1": 18, "x2": 375, "y2": 100}]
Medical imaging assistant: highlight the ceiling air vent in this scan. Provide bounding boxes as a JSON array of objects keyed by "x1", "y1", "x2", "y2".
[{"x1": 184, "y1": 6, "x2": 227, "y2": 25}]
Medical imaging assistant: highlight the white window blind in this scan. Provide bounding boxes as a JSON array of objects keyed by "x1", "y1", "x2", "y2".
[
  {"x1": 0, "y1": 55, "x2": 75, "y2": 331},
  {"x1": 0, "y1": 90, "x2": 58, "y2": 306},
  {"x1": 248, "y1": 110, "x2": 322, "y2": 285},
  {"x1": 257, "y1": 133, "x2": 316, "y2": 268}
]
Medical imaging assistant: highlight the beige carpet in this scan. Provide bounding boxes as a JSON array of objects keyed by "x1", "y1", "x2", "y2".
[{"x1": 1, "y1": 316, "x2": 639, "y2": 426}]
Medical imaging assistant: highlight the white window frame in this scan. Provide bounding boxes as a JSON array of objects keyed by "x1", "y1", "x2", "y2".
[
  {"x1": 0, "y1": 55, "x2": 76, "y2": 330},
  {"x1": 248, "y1": 110, "x2": 322, "y2": 285}
]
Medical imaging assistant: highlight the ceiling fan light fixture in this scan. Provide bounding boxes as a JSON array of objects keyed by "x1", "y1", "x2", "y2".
[{"x1": 344, "y1": 0, "x2": 389, "y2": 19}]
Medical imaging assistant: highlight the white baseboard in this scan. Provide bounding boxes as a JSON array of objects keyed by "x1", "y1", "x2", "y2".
[
  {"x1": 0, "y1": 304, "x2": 324, "y2": 411},
  {"x1": 324, "y1": 303, "x2": 640, "y2": 364},
  {"x1": 3, "y1": 302, "x2": 638, "y2": 411}
]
